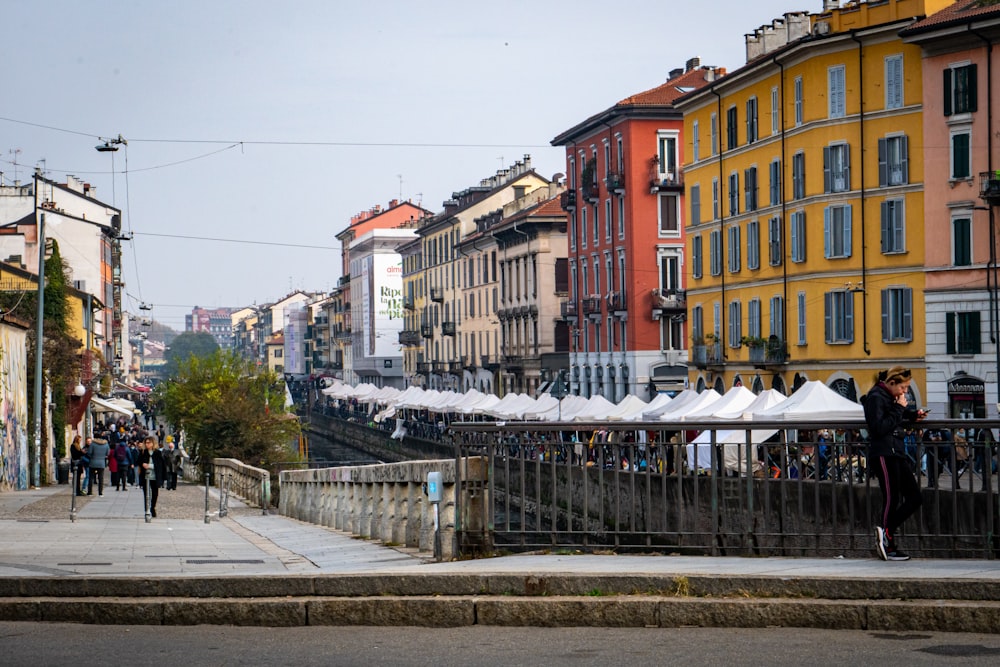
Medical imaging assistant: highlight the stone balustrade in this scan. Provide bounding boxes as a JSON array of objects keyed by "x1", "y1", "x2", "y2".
[
  {"x1": 212, "y1": 458, "x2": 271, "y2": 509},
  {"x1": 279, "y1": 457, "x2": 488, "y2": 560}
]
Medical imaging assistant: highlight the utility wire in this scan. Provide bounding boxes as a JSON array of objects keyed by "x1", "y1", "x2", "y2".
[{"x1": 134, "y1": 231, "x2": 338, "y2": 250}]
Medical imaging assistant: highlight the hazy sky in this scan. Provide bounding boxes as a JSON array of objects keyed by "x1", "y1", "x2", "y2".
[{"x1": 3, "y1": 0, "x2": 805, "y2": 331}]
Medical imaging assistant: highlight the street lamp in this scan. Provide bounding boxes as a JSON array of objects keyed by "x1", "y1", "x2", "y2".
[{"x1": 977, "y1": 172, "x2": 1000, "y2": 414}]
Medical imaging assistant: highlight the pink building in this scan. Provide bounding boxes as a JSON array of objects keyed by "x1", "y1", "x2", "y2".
[{"x1": 903, "y1": 1, "x2": 1000, "y2": 417}]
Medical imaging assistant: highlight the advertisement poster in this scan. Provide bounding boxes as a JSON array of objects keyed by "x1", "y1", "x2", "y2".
[{"x1": 369, "y1": 254, "x2": 404, "y2": 358}]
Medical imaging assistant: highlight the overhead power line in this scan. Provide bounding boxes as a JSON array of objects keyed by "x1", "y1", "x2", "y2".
[{"x1": 134, "y1": 231, "x2": 338, "y2": 250}]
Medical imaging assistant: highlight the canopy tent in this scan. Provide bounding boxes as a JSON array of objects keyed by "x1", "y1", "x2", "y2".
[
  {"x1": 751, "y1": 380, "x2": 864, "y2": 421},
  {"x1": 643, "y1": 389, "x2": 699, "y2": 419},
  {"x1": 659, "y1": 389, "x2": 721, "y2": 421},
  {"x1": 681, "y1": 386, "x2": 757, "y2": 421},
  {"x1": 686, "y1": 389, "x2": 788, "y2": 472},
  {"x1": 90, "y1": 395, "x2": 134, "y2": 417},
  {"x1": 574, "y1": 394, "x2": 619, "y2": 421},
  {"x1": 604, "y1": 394, "x2": 650, "y2": 421}
]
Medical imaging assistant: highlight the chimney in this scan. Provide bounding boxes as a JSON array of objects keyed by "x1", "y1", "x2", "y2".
[
  {"x1": 823, "y1": 0, "x2": 839, "y2": 11},
  {"x1": 685, "y1": 56, "x2": 701, "y2": 72},
  {"x1": 668, "y1": 67, "x2": 683, "y2": 80}
]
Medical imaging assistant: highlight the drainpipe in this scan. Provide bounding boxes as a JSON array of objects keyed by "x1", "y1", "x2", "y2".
[
  {"x1": 774, "y1": 54, "x2": 790, "y2": 355},
  {"x1": 969, "y1": 24, "x2": 998, "y2": 410},
  {"x1": 850, "y1": 30, "x2": 871, "y2": 356},
  {"x1": 711, "y1": 87, "x2": 727, "y2": 359},
  {"x1": 511, "y1": 219, "x2": 532, "y2": 392}
]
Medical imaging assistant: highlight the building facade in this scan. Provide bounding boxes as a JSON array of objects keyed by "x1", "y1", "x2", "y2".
[
  {"x1": 186, "y1": 306, "x2": 235, "y2": 349},
  {"x1": 677, "y1": 0, "x2": 949, "y2": 404}
]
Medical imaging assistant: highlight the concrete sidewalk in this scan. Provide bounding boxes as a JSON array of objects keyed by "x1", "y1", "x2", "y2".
[{"x1": 2, "y1": 483, "x2": 1000, "y2": 630}]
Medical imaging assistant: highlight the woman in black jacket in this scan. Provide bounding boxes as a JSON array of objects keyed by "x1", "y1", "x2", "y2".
[
  {"x1": 862, "y1": 366, "x2": 927, "y2": 561},
  {"x1": 138, "y1": 436, "x2": 166, "y2": 518}
]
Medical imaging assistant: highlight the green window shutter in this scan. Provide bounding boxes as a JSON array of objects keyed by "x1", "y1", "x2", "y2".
[
  {"x1": 944, "y1": 68, "x2": 953, "y2": 116},
  {"x1": 946, "y1": 312, "x2": 956, "y2": 354}
]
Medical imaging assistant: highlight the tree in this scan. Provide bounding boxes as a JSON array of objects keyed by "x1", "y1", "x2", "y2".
[
  {"x1": 155, "y1": 351, "x2": 300, "y2": 473},
  {"x1": 163, "y1": 331, "x2": 219, "y2": 378}
]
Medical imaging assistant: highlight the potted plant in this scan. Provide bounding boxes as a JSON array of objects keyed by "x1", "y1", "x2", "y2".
[{"x1": 739, "y1": 335, "x2": 766, "y2": 349}]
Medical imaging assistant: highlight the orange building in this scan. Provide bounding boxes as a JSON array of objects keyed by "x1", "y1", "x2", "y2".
[{"x1": 552, "y1": 59, "x2": 725, "y2": 399}]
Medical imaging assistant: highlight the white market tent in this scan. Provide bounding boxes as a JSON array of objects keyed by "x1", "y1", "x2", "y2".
[
  {"x1": 604, "y1": 394, "x2": 650, "y2": 421},
  {"x1": 681, "y1": 386, "x2": 757, "y2": 421},
  {"x1": 687, "y1": 389, "x2": 788, "y2": 471},
  {"x1": 751, "y1": 380, "x2": 864, "y2": 421},
  {"x1": 574, "y1": 394, "x2": 619, "y2": 421},
  {"x1": 91, "y1": 395, "x2": 134, "y2": 417},
  {"x1": 643, "y1": 389, "x2": 699, "y2": 419},
  {"x1": 659, "y1": 389, "x2": 722, "y2": 421}
]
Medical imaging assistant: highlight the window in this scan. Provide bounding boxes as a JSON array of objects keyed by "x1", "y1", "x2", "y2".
[
  {"x1": 953, "y1": 216, "x2": 972, "y2": 266},
  {"x1": 946, "y1": 311, "x2": 982, "y2": 354},
  {"x1": 713, "y1": 302, "x2": 721, "y2": 340},
  {"x1": 580, "y1": 207, "x2": 587, "y2": 248},
  {"x1": 878, "y1": 135, "x2": 908, "y2": 186},
  {"x1": 769, "y1": 296, "x2": 784, "y2": 339},
  {"x1": 951, "y1": 130, "x2": 971, "y2": 180},
  {"x1": 659, "y1": 194, "x2": 679, "y2": 235},
  {"x1": 769, "y1": 159, "x2": 781, "y2": 206},
  {"x1": 692, "y1": 305, "x2": 704, "y2": 342},
  {"x1": 593, "y1": 257, "x2": 600, "y2": 295},
  {"x1": 771, "y1": 86, "x2": 780, "y2": 135},
  {"x1": 880, "y1": 199, "x2": 905, "y2": 254},
  {"x1": 881, "y1": 287, "x2": 912, "y2": 342},
  {"x1": 797, "y1": 291, "x2": 807, "y2": 344},
  {"x1": 727, "y1": 225, "x2": 741, "y2": 273},
  {"x1": 728, "y1": 300, "x2": 743, "y2": 347},
  {"x1": 603, "y1": 141, "x2": 611, "y2": 178},
  {"x1": 658, "y1": 134, "x2": 678, "y2": 178},
  {"x1": 592, "y1": 204, "x2": 599, "y2": 245},
  {"x1": 790, "y1": 211, "x2": 806, "y2": 263},
  {"x1": 828, "y1": 65, "x2": 846, "y2": 118},
  {"x1": 712, "y1": 178, "x2": 719, "y2": 220},
  {"x1": 794, "y1": 76, "x2": 803, "y2": 126},
  {"x1": 692, "y1": 235, "x2": 703, "y2": 279},
  {"x1": 792, "y1": 151, "x2": 805, "y2": 200},
  {"x1": 768, "y1": 216, "x2": 782, "y2": 266},
  {"x1": 605, "y1": 199, "x2": 612, "y2": 241},
  {"x1": 746, "y1": 96, "x2": 758, "y2": 144},
  {"x1": 617, "y1": 197, "x2": 625, "y2": 239},
  {"x1": 710, "y1": 112, "x2": 718, "y2": 155},
  {"x1": 690, "y1": 183, "x2": 701, "y2": 226},
  {"x1": 569, "y1": 211, "x2": 576, "y2": 249},
  {"x1": 824, "y1": 290, "x2": 854, "y2": 343},
  {"x1": 747, "y1": 220, "x2": 760, "y2": 270},
  {"x1": 616, "y1": 135, "x2": 624, "y2": 172},
  {"x1": 744, "y1": 166, "x2": 758, "y2": 212},
  {"x1": 885, "y1": 54, "x2": 903, "y2": 110},
  {"x1": 692, "y1": 120, "x2": 700, "y2": 162},
  {"x1": 709, "y1": 229, "x2": 722, "y2": 276},
  {"x1": 824, "y1": 204, "x2": 852, "y2": 258},
  {"x1": 944, "y1": 64, "x2": 977, "y2": 116},
  {"x1": 824, "y1": 143, "x2": 850, "y2": 193},
  {"x1": 728, "y1": 172, "x2": 739, "y2": 216},
  {"x1": 726, "y1": 106, "x2": 739, "y2": 150},
  {"x1": 748, "y1": 298, "x2": 762, "y2": 339}
]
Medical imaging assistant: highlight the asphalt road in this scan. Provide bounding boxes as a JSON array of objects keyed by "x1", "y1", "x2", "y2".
[{"x1": 3, "y1": 623, "x2": 1000, "y2": 666}]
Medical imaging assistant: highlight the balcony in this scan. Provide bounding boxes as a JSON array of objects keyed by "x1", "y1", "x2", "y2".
[
  {"x1": 649, "y1": 172, "x2": 683, "y2": 193},
  {"x1": 560, "y1": 189, "x2": 577, "y2": 211},
  {"x1": 582, "y1": 182, "x2": 601, "y2": 204},
  {"x1": 403, "y1": 295, "x2": 415, "y2": 311},
  {"x1": 651, "y1": 288, "x2": 686, "y2": 319},
  {"x1": 608, "y1": 290, "x2": 627, "y2": 315},
  {"x1": 442, "y1": 320, "x2": 456, "y2": 336},
  {"x1": 338, "y1": 273, "x2": 351, "y2": 286},
  {"x1": 430, "y1": 287, "x2": 444, "y2": 303},
  {"x1": 416, "y1": 361, "x2": 431, "y2": 375},
  {"x1": 560, "y1": 300, "x2": 577, "y2": 321},
  {"x1": 420, "y1": 324, "x2": 433, "y2": 338},
  {"x1": 462, "y1": 355, "x2": 477, "y2": 371},
  {"x1": 481, "y1": 354, "x2": 500, "y2": 370},
  {"x1": 582, "y1": 295, "x2": 602, "y2": 317},
  {"x1": 447, "y1": 360, "x2": 464, "y2": 374},
  {"x1": 749, "y1": 338, "x2": 789, "y2": 368},
  {"x1": 431, "y1": 361, "x2": 445, "y2": 375},
  {"x1": 606, "y1": 171, "x2": 625, "y2": 195},
  {"x1": 503, "y1": 355, "x2": 523, "y2": 369},
  {"x1": 981, "y1": 171, "x2": 1000, "y2": 206},
  {"x1": 691, "y1": 343, "x2": 724, "y2": 369},
  {"x1": 330, "y1": 360, "x2": 343, "y2": 371},
  {"x1": 334, "y1": 327, "x2": 352, "y2": 340},
  {"x1": 399, "y1": 330, "x2": 422, "y2": 346}
]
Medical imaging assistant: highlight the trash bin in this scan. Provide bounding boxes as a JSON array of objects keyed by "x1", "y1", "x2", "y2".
[{"x1": 57, "y1": 460, "x2": 70, "y2": 485}]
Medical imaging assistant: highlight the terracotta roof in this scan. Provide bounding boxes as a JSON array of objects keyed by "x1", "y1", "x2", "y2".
[
  {"x1": 902, "y1": 0, "x2": 1000, "y2": 33},
  {"x1": 616, "y1": 66, "x2": 722, "y2": 107},
  {"x1": 531, "y1": 197, "x2": 566, "y2": 218}
]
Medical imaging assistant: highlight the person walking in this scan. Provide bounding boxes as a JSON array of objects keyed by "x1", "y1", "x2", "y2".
[
  {"x1": 86, "y1": 434, "x2": 111, "y2": 496},
  {"x1": 113, "y1": 439, "x2": 130, "y2": 491},
  {"x1": 862, "y1": 366, "x2": 928, "y2": 562},
  {"x1": 138, "y1": 435, "x2": 165, "y2": 518},
  {"x1": 162, "y1": 437, "x2": 181, "y2": 490},
  {"x1": 69, "y1": 435, "x2": 86, "y2": 496}
]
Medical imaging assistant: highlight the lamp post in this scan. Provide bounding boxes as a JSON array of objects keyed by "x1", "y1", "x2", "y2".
[
  {"x1": 977, "y1": 172, "x2": 1000, "y2": 414},
  {"x1": 30, "y1": 211, "x2": 46, "y2": 487}
]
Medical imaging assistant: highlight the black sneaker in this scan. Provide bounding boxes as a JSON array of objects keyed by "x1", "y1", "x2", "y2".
[{"x1": 886, "y1": 549, "x2": 910, "y2": 561}]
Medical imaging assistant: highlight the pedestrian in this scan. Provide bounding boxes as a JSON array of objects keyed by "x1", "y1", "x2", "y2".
[
  {"x1": 69, "y1": 435, "x2": 86, "y2": 496},
  {"x1": 113, "y1": 439, "x2": 130, "y2": 491},
  {"x1": 138, "y1": 435, "x2": 165, "y2": 518},
  {"x1": 162, "y1": 437, "x2": 181, "y2": 490},
  {"x1": 127, "y1": 439, "x2": 141, "y2": 486},
  {"x1": 86, "y1": 434, "x2": 111, "y2": 496},
  {"x1": 862, "y1": 366, "x2": 928, "y2": 561}
]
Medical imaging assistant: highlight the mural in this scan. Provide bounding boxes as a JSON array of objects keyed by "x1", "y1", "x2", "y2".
[{"x1": 0, "y1": 323, "x2": 28, "y2": 491}]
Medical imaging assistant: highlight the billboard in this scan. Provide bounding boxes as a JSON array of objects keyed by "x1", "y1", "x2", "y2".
[{"x1": 363, "y1": 253, "x2": 404, "y2": 358}]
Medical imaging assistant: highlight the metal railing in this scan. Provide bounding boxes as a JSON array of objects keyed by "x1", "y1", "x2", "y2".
[
  {"x1": 452, "y1": 419, "x2": 1000, "y2": 559},
  {"x1": 212, "y1": 458, "x2": 270, "y2": 514}
]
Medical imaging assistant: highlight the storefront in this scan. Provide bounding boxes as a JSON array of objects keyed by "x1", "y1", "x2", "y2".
[{"x1": 947, "y1": 373, "x2": 986, "y2": 419}]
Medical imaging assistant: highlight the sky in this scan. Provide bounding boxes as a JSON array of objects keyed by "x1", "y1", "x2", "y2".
[{"x1": 2, "y1": 0, "x2": 808, "y2": 331}]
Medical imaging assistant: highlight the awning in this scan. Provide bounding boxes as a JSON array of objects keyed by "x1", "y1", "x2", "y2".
[{"x1": 90, "y1": 396, "x2": 134, "y2": 417}]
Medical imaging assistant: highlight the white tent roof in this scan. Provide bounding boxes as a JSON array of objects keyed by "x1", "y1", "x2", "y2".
[
  {"x1": 458, "y1": 393, "x2": 500, "y2": 416},
  {"x1": 91, "y1": 395, "x2": 134, "y2": 416},
  {"x1": 604, "y1": 394, "x2": 650, "y2": 421},
  {"x1": 712, "y1": 388, "x2": 787, "y2": 420},
  {"x1": 659, "y1": 389, "x2": 721, "y2": 421},
  {"x1": 682, "y1": 386, "x2": 756, "y2": 421},
  {"x1": 751, "y1": 380, "x2": 863, "y2": 421},
  {"x1": 522, "y1": 394, "x2": 559, "y2": 420},
  {"x1": 574, "y1": 394, "x2": 619, "y2": 421}
]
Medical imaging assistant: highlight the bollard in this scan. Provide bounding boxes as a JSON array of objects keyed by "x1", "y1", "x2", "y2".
[
  {"x1": 262, "y1": 476, "x2": 269, "y2": 516},
  {"x1": 204, "y1": 472, "x2": 211, "y2": 524},
  {"x1": 144, "y1": 475, "x2": 152, "y2": 523},
  {"x1": 69, "y1": 463, "x2": 78, "y2": 523}
]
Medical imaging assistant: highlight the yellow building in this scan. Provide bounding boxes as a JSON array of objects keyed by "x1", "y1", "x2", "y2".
[{"x1": 677, "y1": 0, "x2": 949, "y2": 402}]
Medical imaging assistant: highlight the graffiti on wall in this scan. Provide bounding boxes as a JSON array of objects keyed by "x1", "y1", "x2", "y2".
[{"x1": 0, "y1": 324, "x2": 28, "y2": 491}]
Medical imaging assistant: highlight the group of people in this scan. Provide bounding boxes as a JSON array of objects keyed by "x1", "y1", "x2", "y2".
[{"x1": 68, "y1": 418, "x2": 185, "y2": 518}]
